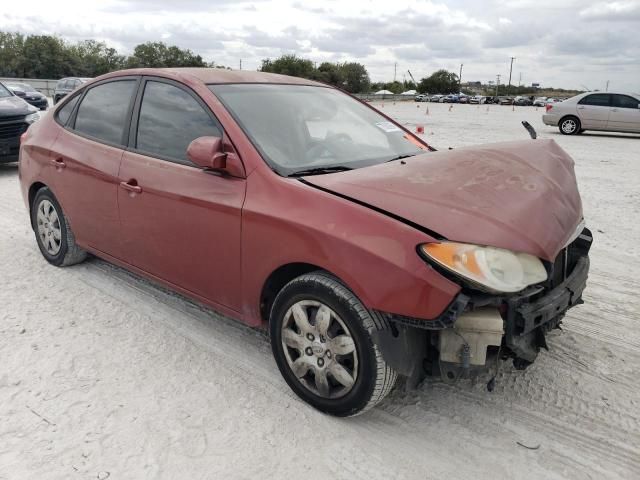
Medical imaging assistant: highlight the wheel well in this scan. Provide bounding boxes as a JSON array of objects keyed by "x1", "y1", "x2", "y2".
[
  {"x1": 260, "y1": 263, "x2": 326, "y2": 323},
  {"x1": 28, "y1": 182, "x2": 47, "y2": 228},
  {"x1": 560, "y1": 115, "x2": 580, "y2": 124}
]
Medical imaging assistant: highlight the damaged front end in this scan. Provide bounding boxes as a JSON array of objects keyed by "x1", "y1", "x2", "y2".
[{"x1": 373, "y1": 227, "x2": 593, "y2": 387}]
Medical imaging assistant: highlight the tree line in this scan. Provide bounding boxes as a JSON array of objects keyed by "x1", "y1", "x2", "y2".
[
  {"x1": 260, "y1": 56, "x2": 462, "y2": 94},
  {"x1": 260, "y1": 55, "x2": 370, "y2": 94},
  {"x1": 0, "y1": 31, "x2": 467, "y2": 94},
  {"x1": 0, "y1": 32, "x2": 218, "y2": 79}
]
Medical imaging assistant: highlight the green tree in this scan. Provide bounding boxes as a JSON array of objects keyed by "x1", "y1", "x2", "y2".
[
  {"x1": 417, "y1": 69, "x2": 459, "y2": 94},
  {"x1": 126, "y1": 41, "x2": 206, "y2": 68},
  {"x1": 260, "y1": 54, "x2": 316, "y2": 78},
  {"x1": 0, "y1": 32, "x2": 25, "y2": 77},
  {"x1": 19, "y1": 35, "x2": 69, "y2": 78},
  {"x1": 338, "y1": 62, "x2": 370, "y2": 93},
  {"x1": 70, "y1": 40, "x2": 125, "y2": 76},
  {"x1": 316, "y1": 62, "x2": 343, "y2": 85}
]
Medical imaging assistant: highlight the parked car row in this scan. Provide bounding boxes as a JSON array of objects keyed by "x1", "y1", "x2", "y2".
[{"x1": 414, "y1": 93, "x2": 562, "y2": 106}]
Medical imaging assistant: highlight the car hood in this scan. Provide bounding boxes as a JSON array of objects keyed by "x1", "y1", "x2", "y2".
[
  {"x1": 0, "y1": 95, "x2": 35, "y2": 117},
  {"x1": 303, "y1": 139, "x2": 583, "y2": 261}
]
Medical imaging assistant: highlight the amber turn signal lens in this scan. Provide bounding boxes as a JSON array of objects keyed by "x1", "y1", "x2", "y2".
[{"x1": 420, "y1": 242, "x2": 548, "y2": 293}]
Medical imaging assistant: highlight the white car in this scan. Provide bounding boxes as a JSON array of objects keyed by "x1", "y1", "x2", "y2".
[
  {"x1": 469, "y1": 95, "x2": 486, "y2": 104},
  {"x1": 542, "y1": 92, "x2": 640, "y2": 135},
  {"x1": 533, "y1": 97, "x2": 547, "y2": 107}
]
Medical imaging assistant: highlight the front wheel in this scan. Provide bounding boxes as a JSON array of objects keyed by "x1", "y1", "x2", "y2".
[
  {"x1": 559, "y1": 116, "x2": 581, "y2": 135},
  {"x1": 269, "y1": 272, "x2": 397, "y2": 416}
]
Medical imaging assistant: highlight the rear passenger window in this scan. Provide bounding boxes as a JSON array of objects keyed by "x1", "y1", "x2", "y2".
[
  {"x1": 135, "y1": 81, "x2": 221, "y2": 163},
  {"x1": 612, "y1": 95, "x2": 639, "y2": 109},
  {"x1": 578, "y1": 94, "x2": 610, "y2": 106},
  {"x1": 74, "y1": 80, "x2": 136, "y2": 145},
  {"x1": 57, "y1": 94, "x2": 80, "y2": 126}
]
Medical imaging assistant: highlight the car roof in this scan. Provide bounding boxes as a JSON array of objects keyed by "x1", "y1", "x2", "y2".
[
  {"x1": 580, "y1": 91, "x2": 638, "y2": 97},
  {"x1": 94, "y1": 68, "x2": 326, "y2": 87}
]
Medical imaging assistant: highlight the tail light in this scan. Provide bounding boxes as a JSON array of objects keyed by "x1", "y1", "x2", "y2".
[{"x1": 545, "y1": 104, "x2": 553, "y2": 112}]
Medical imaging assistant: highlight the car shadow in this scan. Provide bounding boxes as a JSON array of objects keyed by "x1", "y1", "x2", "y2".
[{"x1": 546, "y1": 131, "x2": 640, "y2": 140}]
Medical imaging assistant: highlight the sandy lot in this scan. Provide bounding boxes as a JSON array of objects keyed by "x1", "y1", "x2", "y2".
[{"x1": 1, "y1": 102, "x2": 638, "y2": 480}]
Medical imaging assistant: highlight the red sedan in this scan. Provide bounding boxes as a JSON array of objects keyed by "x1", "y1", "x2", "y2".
[{"x1": 19, "y1": 68, "x2": 592, "y2": 416}]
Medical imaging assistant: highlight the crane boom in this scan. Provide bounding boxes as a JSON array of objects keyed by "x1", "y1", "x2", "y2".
[{"x1": 407, "y1": 70, "x2": 416, "y2": 84}]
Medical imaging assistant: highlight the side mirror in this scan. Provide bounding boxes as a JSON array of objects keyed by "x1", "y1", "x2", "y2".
[{"x1": 187, "y1": 136, "x2": 227, "y2": 170}]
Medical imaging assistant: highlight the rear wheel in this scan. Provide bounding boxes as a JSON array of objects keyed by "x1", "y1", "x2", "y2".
[
  {"x1": 269, "y1": 272, "x2": 397, "y2": 416},
  {"x1": 31, "y1": 188, "x2": 87, "y2": 267},
  {"x1": 559, "y1": 116, "x2": 581, "y2": 135}
]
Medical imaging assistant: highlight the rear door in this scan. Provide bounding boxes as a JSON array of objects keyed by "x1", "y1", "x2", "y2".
[
  {"x1": 48, "y1": 77, "x2": 139, "y2": 258},
  {"x1": 117, "y1": 78, "x2": 246, "y2": 311},
  {"x1": 576, "y1": 93, "x2": 611, "y2": 129},
  {"x1": 608, "y1": 94, "x2": 640, "y2": 132}
]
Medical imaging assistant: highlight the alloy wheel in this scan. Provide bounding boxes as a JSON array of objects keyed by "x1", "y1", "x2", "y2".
[
  {"x1": 561, "y1": 119, "x2": 577, "y2": 134},
  {"x1": 281, "y1": 300, "x2": 358, "y2": 399},
  {"x1": 36, "y1": 199, "x2": 62, "y2": 255}
]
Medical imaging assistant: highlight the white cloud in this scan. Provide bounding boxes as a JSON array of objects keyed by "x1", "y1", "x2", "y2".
[{"x1": 0, "y1": 0, "x2": 638, "y2": 91}]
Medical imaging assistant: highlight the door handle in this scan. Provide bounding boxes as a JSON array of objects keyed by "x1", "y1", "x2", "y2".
[
  {"x1": 120, "y1": 180, "x2": 142, "y2": 194},
  {"x1": 50, "y1": 157, "x2": 66, "y2": 168},
  {"x1": 577, "y1": 106, "x2": 585, "y2": 109},
  {"x1": 611, "y1": 108, "x2": 618, "y2": 112}
]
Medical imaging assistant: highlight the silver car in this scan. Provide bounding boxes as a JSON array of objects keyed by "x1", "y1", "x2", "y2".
[{"x1": 543, "y1": 92, "x2": 640, "y2": 135}]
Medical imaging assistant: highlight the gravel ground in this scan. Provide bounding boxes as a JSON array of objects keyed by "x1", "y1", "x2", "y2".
[{"x1": 0, "y1": 102, "x2": 638, "y2": 480}]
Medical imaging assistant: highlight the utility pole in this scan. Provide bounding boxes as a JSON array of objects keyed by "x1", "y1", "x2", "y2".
[
  {"x1": 496, "y1": 74, "x2": 501, "y2": 97},
  {"x1": 507, "y1": 57, "x2": 515, "y2": 95},
  {"x1": 393, "y1": 62, "x2": 397, "y2": 82},
  {"x1": 518, "y1": 72, "x2": 522, "y2": 87},
  {"x1": 459, "y1": 63, "x2": 463, "y2": 93},
  {"x1": 605, "y1": 80, "x2": 610, "y2": 92},
  {"x1": 239, "y1": 59, "x2": 242, "y2": 70}
]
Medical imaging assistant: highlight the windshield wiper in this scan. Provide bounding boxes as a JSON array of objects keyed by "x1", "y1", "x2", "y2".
[
  {"x1": 289, "y1": 166, "x2": 352, "y2": 177},
  {"x1": 386, "y1": 154, "x2": 417, "y2": 162}
]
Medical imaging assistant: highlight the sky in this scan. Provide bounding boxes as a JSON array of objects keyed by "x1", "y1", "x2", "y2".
[{"x1": 1, "y1": 0, "x2": 639, "y2": 91}]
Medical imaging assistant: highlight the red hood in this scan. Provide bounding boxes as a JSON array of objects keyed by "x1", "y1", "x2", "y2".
[{"x1": 304, "y1": 139, "x2": 583, "y2": 261}]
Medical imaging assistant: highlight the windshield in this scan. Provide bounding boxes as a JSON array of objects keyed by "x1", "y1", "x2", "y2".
[
  {"x1": 0, "y1": 83, "x2": 12, "y2": 98},
  {"x1": 209, "y1": 84, "x2": 426, "y2": 176}
]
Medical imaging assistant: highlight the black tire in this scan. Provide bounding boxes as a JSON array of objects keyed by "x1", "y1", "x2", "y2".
[
  {"x1": 559, "y1": 116, "x2": 581, "y2": 135},
  {"x1": 31, "y1": 187, "x2": 87, "y2": 267},
  {"x1": 270, "y1": 271, "x2": 397, "y2": 416}
]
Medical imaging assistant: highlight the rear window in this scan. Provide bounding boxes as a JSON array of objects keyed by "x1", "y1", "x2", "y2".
[
  {"x1": 57, "y1": 95, "x2": 81, "y2": 126},
  {"x1": 578, "y1": 94, "x2": 610, "y2": 106},
  {"x1": 612, "y1": 95, "x2": 639, "y2": 109},
  {"x1": 74, "y1": 80, "x2": 136, "y2": 145}
]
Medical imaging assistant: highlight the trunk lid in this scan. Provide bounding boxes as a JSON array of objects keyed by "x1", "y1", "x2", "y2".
[{"x1": 303, "y1": 139, "x2": 583, "y2": 261}]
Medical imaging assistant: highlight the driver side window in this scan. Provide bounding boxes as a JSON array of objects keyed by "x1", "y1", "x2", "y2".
[{"x1": 135, "y1": 81, "x2": 221, "y2": 164}]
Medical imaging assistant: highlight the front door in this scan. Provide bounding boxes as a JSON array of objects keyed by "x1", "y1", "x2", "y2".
[
  {"x1": 608, "y1": 94, "x2": 640, "y2": 133},
  {"x1": 117, "y1": 79, "x2": 246, "y2": 311},
  {"x1": 576, "y1": 93, "x2": 611, "y2": 129}
]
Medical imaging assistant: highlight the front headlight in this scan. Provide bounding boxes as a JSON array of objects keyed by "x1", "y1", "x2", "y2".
[
  {"x1": 25, "y1": 112, "x2": 40, "y2": 124},
  {"x1": 420, "y1": 242, "x2": 548, "y2": 293}
]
